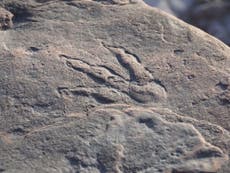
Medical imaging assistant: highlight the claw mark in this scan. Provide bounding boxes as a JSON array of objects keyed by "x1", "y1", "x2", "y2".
[
  {"x1": 102, "y1": 44, "x2": 152, "y2": 85},
  {"x1": 152, "y1": 79, "x2": 167, "y2": 92},
  {"x1": 91, "y1": 93, "x2": 116, "y2": 104},
  {"x1": 64, "y1": 58, "x2": 129, "y2": 91},
  {"x1": 102, "y1": 43, "x2": 167, "y2": 103},
  {"x1": 57, "y1": 86, "x2": 131, "y2": 105},
  {"x1": 57, "y1": 86, "x2": 69, "y2": 95},
  {"x1": 60, "y1": 54, "x2": 92, "y2": 66},
  {"x1": 60, "y1": 43, "x2": 167, "y2": 104},
  {"x1": 129, "y1": 82, "x2": 167, "y2": 103},
  {"x1": 72, "y1": 87, "x2": 128, "y2": 104},
  {"x1": 123, "y1": 49, "x2": 141, "y2": 63},
  {"x1": 66, "y1": 60, "x2": 107, "y2": 84},
  {"x1": 71, "y1": 88, "x2": 90, "y2": 97},
  {"x1": 98, "y1": 65, "x2": 126, "y2": 80}
]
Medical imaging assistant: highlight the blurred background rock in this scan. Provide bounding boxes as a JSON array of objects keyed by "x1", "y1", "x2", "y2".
[{"x1": 144, "y1": 0, "x2": 230, "y2": 46}]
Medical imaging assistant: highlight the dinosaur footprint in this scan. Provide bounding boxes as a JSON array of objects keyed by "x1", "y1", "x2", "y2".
[
  {"x1": 104, "y1": 45, "x2": 167, "y2": 103},
  {"x1": 59, "y1": 44, "x2": 167, "y2": 104}
]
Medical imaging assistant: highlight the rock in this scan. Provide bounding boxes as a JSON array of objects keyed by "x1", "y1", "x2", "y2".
[
  {"x1": 0, "y1": 0, "x2": 229, "y2": 172},
  {"x1": 143, "y1": 0, "x2": 230, "y2": 45},
  {"x1": 0, "y1": 7, "x2": 13, "y2": 30},
  {"x1": 0, "y1": 105, "x2": 229, "y2": 172}
]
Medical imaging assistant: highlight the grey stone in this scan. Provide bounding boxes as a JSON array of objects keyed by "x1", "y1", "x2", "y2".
[
  {"x1": 144, "y1": 0, "x2": 230, "y2": 45},
  {"x1": 0, "y1": 7, "x2": 13, "y2": 30},
  {"x1": 0, "y1": 0, "x2": 229, "y2": 172}
]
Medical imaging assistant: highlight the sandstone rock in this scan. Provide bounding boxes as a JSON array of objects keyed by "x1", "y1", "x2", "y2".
[
  {"x1": 0, "y1": 0, "x2": 229, "y2": 172},
  {"x1": 144, "y1": 0, "x2": 230, "y2": 45},
  {"x1": 0, "y1": 105, "x2": 229, "y2": 172},
  {"x1": 0, "y1": 7, "x2": 13, "y2": 30}
]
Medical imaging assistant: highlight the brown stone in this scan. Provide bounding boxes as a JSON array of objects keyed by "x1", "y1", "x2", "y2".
[
  {"x1": 0, "y1": 7, "x2": 13, "y2": 30},
  {"x1": 0, "y1": 0, "x2": 229, "y2": 172}
]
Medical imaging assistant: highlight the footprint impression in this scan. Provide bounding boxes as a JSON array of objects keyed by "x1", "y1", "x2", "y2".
[{"x1": 59, "y1": 44, "x2": 167, "y2": 105}]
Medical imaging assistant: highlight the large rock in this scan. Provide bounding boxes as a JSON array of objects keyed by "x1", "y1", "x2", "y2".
[
  {"x1": 0, "y1": 0, "x2": 229, "y2": 172},
  {"x1": 144, "y1": 0, "x2": 230, "y2": 45}
]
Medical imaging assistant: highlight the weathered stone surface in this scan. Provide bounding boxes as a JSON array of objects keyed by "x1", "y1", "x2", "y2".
[
  {"x1": 0, "y1": 105, "x2": 229, "y2": 173},
  {"x1": 144, "y1": 0, "x2": 230, "y2": 45},
  {"x1": 0, "y1": 0, "x2": 229, "y2": 172},
  {"x1": 0, "y1": 7, "x2": 13, "y2": 30}
]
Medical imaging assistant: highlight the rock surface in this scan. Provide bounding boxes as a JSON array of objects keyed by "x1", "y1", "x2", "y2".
[
  {"x1": 0, "y1": 7, "x2": 13, "y2": 30},
  {"x1": 144, "y1": 0, "x2": 230, "y2": 45},
  {"x1": 0, "y1": 0, "x2": 229, "y2": 172}
]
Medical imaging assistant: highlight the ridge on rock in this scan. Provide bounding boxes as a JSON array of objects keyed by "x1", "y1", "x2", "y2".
[{"x1": 0, "y1": 0, "x2": 229, "y2": 172}]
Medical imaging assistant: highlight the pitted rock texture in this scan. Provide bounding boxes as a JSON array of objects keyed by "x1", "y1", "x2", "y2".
[
  {"x1": 0, "y1": 0, "x2": 229, "y2": 172},
  {"x1": 0, "y1": 106, "x2": 229, "y2": 173},
  {"x1": 0, "y1": 7, "x2": 13, "y2": 30}
]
